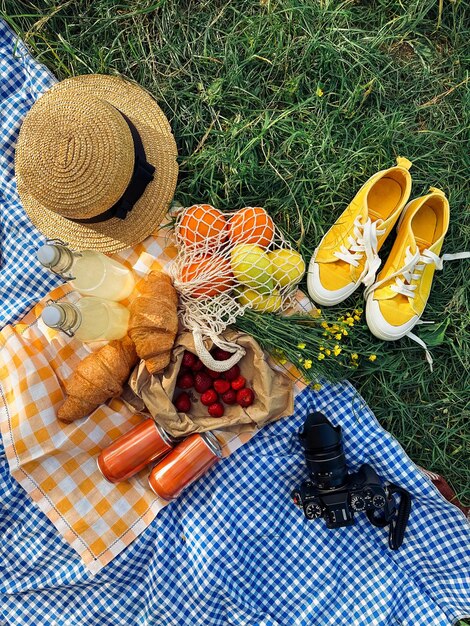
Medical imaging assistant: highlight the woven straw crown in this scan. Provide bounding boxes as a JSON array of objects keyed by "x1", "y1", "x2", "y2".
[
  {"x1": 15, "y1": 74, "x2": 179, "y2": 252},
  {"x1": 16, "y1": 93, "x2": 135, "y2": 220}
]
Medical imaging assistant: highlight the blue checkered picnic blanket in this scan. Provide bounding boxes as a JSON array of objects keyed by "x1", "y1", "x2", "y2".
[
  {"x1": 1, "y1": 384, "x2": 469, "y2": 625},
  {"x1": 0, "y1": 19, "x2": 469, "y2": 626},
  {"x1": 0, "y1": 20, "x2": 61, "y2": 328}
]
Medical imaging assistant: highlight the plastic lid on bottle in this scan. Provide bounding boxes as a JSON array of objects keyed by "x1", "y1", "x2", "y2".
[
  {"x1": 37, "y1": 244, "x2": 60, "y2": 268},
  {"x1": 42, "y1": 304, "x2": 65, "y2": 328}
]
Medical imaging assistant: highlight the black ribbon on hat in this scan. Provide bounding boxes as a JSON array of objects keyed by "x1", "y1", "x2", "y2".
[{"x1": 71, "y1": 112, "x2": 155, "y2": 224}]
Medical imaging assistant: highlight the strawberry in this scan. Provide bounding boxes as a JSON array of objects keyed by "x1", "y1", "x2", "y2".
[
  {"x1": 224, "y1": 364, "x2": 240, "y2": 381},
  {"x1": 208, "y1": 402, "x2": 225, "y2": 418},
  {"x1": 211, "y1": 348, "x2": 232, "y2": 361},
  {"x1": 221, "y1": 389, "x2": 237, "y2": 405},
  {"x1": 194, "y1": 372, "x2": 213, "y2": 394},
  {"x1": 182, "y1": 351, "x2": 198, "y2": 369},
  {"x1": 176, "y1": 372, "x2": 194, "y2": 389},
  {"x1": 205, "y1": 368, "x2": 220, "y2": 379},
  {"x1": 200, "y1": 389, "x2": 219, "y2": 406},
  {"x1": 236, "y1": 388, "x2": 255, "y2": 408},
  {"x1": 174, "y1": 392, "x2": 191, "y2": 413},
  {"x1": 213, "y1": 379, "x2": 231, "y2": 394},
  {"x1": 192, "y1": 358, "x2": 204, "y2": 372},
  {"x1": 231, "y1": 375, "x2": 246, "y2": 391}
]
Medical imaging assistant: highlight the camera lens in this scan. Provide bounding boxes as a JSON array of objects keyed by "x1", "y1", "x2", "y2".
[{"x1": 299, "y1": 412, "x2": 348, "y2": 490}]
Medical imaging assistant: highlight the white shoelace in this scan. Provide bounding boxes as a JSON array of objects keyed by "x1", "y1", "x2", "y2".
[
  {"x1": 333, "y1": 217, "x2": 386, "y2": 287},
  {"x1": 366, "y1": 247, "x2": 470, "y2": 370}
]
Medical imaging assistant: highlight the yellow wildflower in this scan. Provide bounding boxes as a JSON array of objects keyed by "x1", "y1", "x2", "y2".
[
  {"x1": 273, "y1": 350, "x2": 287, "y2": 365},
  {"x1": 346, "y1": 317, "x2": 355, "y2": 326},
  {"x1": 304, "y1": 359, "x2": 313, "y2": 369},
  {"x1": 342, "y1": 329, "x2": 348, "y2": 336},
  {"x1": 322, "y1": 332, "x2": 328, "y2": 337},
  {"x1": 354, "y1": 315, "x2": 361, "y2": 321},
  {"x1": 297, "y1": 343, "x2": 306, "y2": 350},
  {"x1": 325, "y1": 349, "x2": 331, "y2": 356},
  {"x1": 316, "y1": 86, "x2": 324, "y2": 97},
  {"x1": 319, "y1": 346, "x2": 325, "y2": 351},
  {"x1": 354, "y1": 308, "x2": 363, "y2": 315},
  {"x1": 333, "y1": 345, "x2": 342, "y2": 356},
  {"x1": 368, "y1": 354, "x2": 377, "y2": 362},
  {"x1": 317, "y1": 353, "x2": 325, "y2": 361},
  {"x1": 321, "y1": 322, "x2": 328, "y2": 329},
  {"x1": 313, "y1": 383, "x2": 322, "y2": 391},
  {"x1": 351, "y1": 353, "x2": 359, "y2": 360},
  {"x1": 335, "y1": 333, "x2": 342, "y2": 340}
]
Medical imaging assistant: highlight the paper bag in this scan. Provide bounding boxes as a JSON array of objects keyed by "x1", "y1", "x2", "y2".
[{"x1": 123, "y1": 330, "x2": 294, "y2": 438}]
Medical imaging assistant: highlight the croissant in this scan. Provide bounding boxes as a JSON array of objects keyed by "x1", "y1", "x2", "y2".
[
  {"x1": 58, "y1": 335, "x2": 138, "y2": 423},
  {"x1": 128, "y1": 271, "x2": 179, "y2": 374}
]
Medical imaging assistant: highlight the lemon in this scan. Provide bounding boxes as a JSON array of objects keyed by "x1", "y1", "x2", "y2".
[
  {"x1": 267, "y1": 249, "x2": 306, "y2": 288},
  {"x1": 230, "y1": 244, "x2": 274, "y2": 294},
  {"x1": 237, "y1": 287, "x2": 282, "y2": 313}
]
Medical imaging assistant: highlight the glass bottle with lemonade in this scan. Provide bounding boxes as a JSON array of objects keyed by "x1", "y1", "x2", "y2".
[
  {"x1": 41, "y1": 297, "x2": 130, "y2": 342},
  {"x1": 37, "y1": 241, "x2": 135, "y2": 301}
]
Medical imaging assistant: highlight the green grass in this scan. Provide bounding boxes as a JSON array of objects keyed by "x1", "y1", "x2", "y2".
[{"x1": 2, "y1": 0, "x2": 469, "y2": 519}]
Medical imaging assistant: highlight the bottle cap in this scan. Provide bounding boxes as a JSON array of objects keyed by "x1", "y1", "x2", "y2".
[
  {"x1": 42, "y1": 304, "x2": 65, "y2": 329},
  {"x1": 37, "y1": 244, "x2": 61, "y2": 267}
]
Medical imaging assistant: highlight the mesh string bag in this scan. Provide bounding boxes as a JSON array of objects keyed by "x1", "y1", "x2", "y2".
[{"x1": 167, "y1": 205, "x2": 305, "y2": 371}]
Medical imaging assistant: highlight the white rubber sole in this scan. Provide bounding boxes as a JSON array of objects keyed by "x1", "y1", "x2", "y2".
[
  {"x1": 365, "y1": 297, "x2": 419, "y2": 341},
  {"x1": 307, "y1": 253, "x2": 361, "y2": 306}
]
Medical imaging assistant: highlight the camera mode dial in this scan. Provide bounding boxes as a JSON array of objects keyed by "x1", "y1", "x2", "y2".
[
  {"x1": 350, "y1": 495, "x2": 365, "y2": 511},
  {"x1": 372, "y1": 494, "x2": 386, "y2": 509},
  {"x1": 305, "y1": 502, "x2": 322, "y2": 519}
]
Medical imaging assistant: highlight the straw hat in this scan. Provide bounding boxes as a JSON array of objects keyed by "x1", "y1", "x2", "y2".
[{"x1": 15, "y1": 74, "x2": 178, "y2": 252}]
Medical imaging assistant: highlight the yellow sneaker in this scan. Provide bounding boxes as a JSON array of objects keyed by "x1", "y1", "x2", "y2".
[
  {"x1": 365, "y1": 187, "x2": 470, "y2": 367},
  {"x1": 307, "y1": 157, "x2": 412, "y2": 306}
]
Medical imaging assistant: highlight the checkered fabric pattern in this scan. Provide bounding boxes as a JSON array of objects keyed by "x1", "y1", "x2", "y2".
[
  {"x1": 0, "y1": 20, "x2": 62, "y2": 327},
  {"x1": 1, "y1": 384, "x2": 469, "y2": 625},
  {"x1": 1, "y1": 19, "x2": 469, "y2": 624},
  {"x1": 0, "y1": 230, "x2": 271, "y2": 570}
]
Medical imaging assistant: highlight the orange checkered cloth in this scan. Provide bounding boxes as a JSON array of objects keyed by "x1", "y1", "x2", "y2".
[{"x1": 0, "y1": 225, "x2": 307, "y2": 573}]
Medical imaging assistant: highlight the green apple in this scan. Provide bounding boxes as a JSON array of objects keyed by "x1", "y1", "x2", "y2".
[
  {"x1": 230, "y1": 244, "x2": 274, "y2": 294},
  {"x1": 267, "y1": 248, "x2": 305, "y2": 288},
  {"x1": 237, "y1": 287, "x2": 282, "y2": 313}
]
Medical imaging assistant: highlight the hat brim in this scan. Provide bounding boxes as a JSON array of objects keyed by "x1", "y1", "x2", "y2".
[{"x1": 16, "y1": 74, "x2": 179, "y2": 252}]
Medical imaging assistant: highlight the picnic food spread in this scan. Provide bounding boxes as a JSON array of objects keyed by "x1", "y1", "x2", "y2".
[{"x1": 11, "y1": 77, "x2": 470, "y2": 501}]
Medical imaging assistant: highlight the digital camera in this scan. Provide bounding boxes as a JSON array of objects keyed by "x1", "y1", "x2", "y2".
[{"x1": 291, "y1": 412, "x2": 411, "y2": 547}]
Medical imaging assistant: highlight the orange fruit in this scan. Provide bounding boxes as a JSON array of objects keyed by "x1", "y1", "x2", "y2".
[
  {"x1": 228, "y1": 207, "x2": 275, "y2": 249},
  {"x1": 180, "y1": 255, "x2": 234, "y2": 298},
  {"x1": 177, "y1": 204, "x2": 227, "y2": 247}
]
